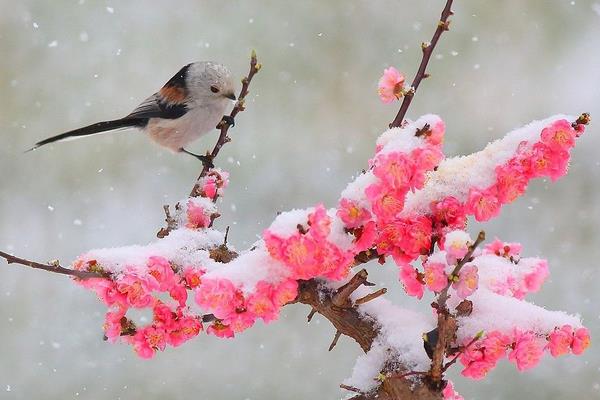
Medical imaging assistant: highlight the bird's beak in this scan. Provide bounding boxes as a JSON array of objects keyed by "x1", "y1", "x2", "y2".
[{"x1": 224, "y1": 92, "x2": 236, "y2": 100}]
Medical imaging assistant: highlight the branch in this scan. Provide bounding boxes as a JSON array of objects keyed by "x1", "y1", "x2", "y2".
[
  {"x1": 189, "y1": 51, "x2": 261, "y2": 198},
  {"x1": 428, "y1": 230, "x2": 486, "y2": 387},
  {"x1": 0, "y1": 250, "x2": 109, "y2": 280},
  {"x1": 389, "y1": 0, "x2": 454, "y2": 128}
]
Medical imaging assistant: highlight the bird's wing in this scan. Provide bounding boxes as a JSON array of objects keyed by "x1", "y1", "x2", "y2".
[
  {"x1": 124, "y1": 64, "x2": 193, "y2": 121},
  {"x1": 125, "y1": 93, "x2": 188, "y2": 121}
]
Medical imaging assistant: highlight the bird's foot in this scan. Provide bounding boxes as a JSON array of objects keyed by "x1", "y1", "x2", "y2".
[
  {"x1": 217, "y1": 115, "x2": 235, "y2": 129},
  {"x1": 180, "y1": 148, "x2": 215, "y2": 169}
]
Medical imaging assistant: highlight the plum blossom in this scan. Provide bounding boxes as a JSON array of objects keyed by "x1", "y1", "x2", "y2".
[
  {"x1": 378, "y1": 67, "x2": 405, "y2": 103},
  {"x1": 453, "y1": 265, "x2": 478, "y2": 299}
]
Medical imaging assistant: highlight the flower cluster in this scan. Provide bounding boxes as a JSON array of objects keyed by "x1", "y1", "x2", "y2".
[
  {"x1": 464, "y1": 119, "x2": 584, "y2": 222},
  {"x1": 264, "y1": 205, "x2": 355, "y2": 280},
  {"x1": 196, "y1": 278, "x2": 298, "y2": 337},
  {"x1": 459, "y1": 326, "x2": 590, "y2": 379},
  {"x1": 75, "y1": 256, "x2": 204, "y2": 358}
]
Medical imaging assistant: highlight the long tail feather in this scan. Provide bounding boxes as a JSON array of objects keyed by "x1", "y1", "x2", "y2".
[{"x1": 26, "y1": 118, "x2": 146, "y2": 152}]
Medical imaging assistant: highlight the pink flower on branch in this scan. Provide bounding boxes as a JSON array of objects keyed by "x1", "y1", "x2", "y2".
[{"x1": 378, "y1": 67, "x2": 406, "y2": 103}]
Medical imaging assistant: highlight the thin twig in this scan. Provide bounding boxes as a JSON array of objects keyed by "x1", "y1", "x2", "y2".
[
  {"x1": 190, "y1": 51, "x2": 261, "y2": 198},
  {"x1": 442, "y1": 334, "x2": 482, "y2": 372},
  {"x1": 340, "y1": 384, "x2": 364, "y2": 394},
  {"x1": 0, "y1": 250, "x2": 109, "y2": 280},
  {"x1": 354, "y1": 288, "x2": 387, "y2": 305},
  {"x1": 307, "y1": 308, "x2": 317, "y2": 322},
  {"x1": 328, "y1": 330, "x2": 342, "y2": 351},
  {"x1": 390, "y1": 0, "x2": 454, "y2": 128}
]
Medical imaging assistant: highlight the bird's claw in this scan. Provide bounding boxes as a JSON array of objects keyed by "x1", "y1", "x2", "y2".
[{"x1": 198, "y1": 154, "x2": 215, "y2": 169}]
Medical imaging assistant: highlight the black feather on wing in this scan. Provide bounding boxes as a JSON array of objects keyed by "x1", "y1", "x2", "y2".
[{"x1": 125, "y1": 93, "x2": 188, "y2": 121}]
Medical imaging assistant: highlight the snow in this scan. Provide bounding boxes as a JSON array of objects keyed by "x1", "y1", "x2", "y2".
[
  {"x1": 78, "y1": 228, "x2": 224, "y2": 274},
  {"x1": 342, "y1": 285, "x2": 434, "y2": 392},
  {"x1": 266, "y1": 208, "x2": 311, "y2": 236},
  {"x1": 454, "y1": 289, "x2": 583, "y2": 341},
  {"x1": 403, "y1": 115, "x2": 574, "y2": 215},
  {"x1": 206, "y1": 243, "x2": 291, "y2": 291}
]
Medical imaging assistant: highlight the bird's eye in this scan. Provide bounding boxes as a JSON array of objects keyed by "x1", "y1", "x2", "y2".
[{"x1": 210, "y1": 85, "x2": 220, "y2": 93}]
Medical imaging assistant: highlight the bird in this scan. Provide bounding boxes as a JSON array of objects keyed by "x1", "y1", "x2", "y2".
[{"x1": 27, "y1": 61, "x2": 236, "y2": 164}]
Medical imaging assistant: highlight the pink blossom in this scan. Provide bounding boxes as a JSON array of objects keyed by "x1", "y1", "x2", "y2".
[
  {"x1": 183, "y1": 266, "x2": 205, "y2": 289},
  {"x1": 495, "y1": 164, "x2": 528, "y2": 204},
  {"x1": 508, "y1": 332, "x2": 544, "y2": 371},
  {"x1": 116, "y1": 273, "x2": 155, "y2": 308},
  {"x1": 443, "y1": 230, "x2": 471, "y2": 265},
  {"x1": 524, "y1": 260, "x2": 549, "y2": 292},
  {"x1": 442, "y1": 379, "x2": 463, "y2": 400},
  {"x1": 378, "y1": 67, "x2": 405, "y2": 103},
  {"x1": 376, "y1": 216, "x2": 432, "y2": 264},
  {"x1": 168, "y1": 316, "x2": 202, "y2": 347},
  {"x1": 484, "y1": 239, "x2": 522, "y2": 259},
  {"x1": 482, "y1": 331, "x2": 511, "y2": 362},
  {"x1": 224, "y1": 312, "x2": 255, "y2": 333},
  {"x1": 466, "y1": 187, "x2": 501, "y2": 222},
  {"x1": 461, "y1": 359, "x2": 495, "y2": 380},
  {"x1": 152, "y1": 301, "x2": 175, "y2": 328},
  {"x1": 571, "y1": 327, "x2": 591, "y2": 355},
  {"x1": 547, "y1": 325, "x2": 573, "y2": 357},
  {"x1": 134, "y1": 326, "x2": 167, "y2": 358},
  {"x1": 246, "y1": 281, "x2": 278, "y2": 323},
  {"x1": 337, "y1": 198, "x2": 372, "y2": 229},
  {"x1": 399, "y1": 264, "x2": 424, "y2": 299},
  {"x1": 169, "y1": 284, "x2": 188, "y2": 307},
  {"x1": 307, "y1": 204, "x2": 331, "y2": 238},
  {"x1": 272, "y1": 279, "x2": 299, "y2": 306},
  {"x1": 541, "y1": 119, "x2": 576, "y2": 151},
  {"x1": 147, "y1": 256, "x2": 177, "y2": 291},
  {"x1": 264, "y1": 206, "x2": 354, "y2": 281},
  {"x1": 195, "y1": 278, "x2": 242, "y2": 319},
  {"x1": 430, "y1": 196, "x2": 467, "y2": 231},
  {"x1": 353, "y1": 221, "x2": 378, "y2": 252},
  {"x1": 423, "y1": 262, "x2": 447, "y2": 292},
  {"x1": 426, "y1": 120, "x2": 446, "y2": 146},
  {"x1": 412, "y1": 147, "x2": 444, "y2": 178},
  {"x1": 366, "y1": 183, "x2": 405, "y2": 222},
  {"x1": 104, "y1": 308, "x2": 126, "y2": 342},
  {"x1": 373, "y1": 151, "x2": 414, "y2": 190},
  {"x1": 186, "y1": 200, "x2": 211, "y2": 229},
  {"x1": 206, "y1": 320, "x2": 235, "y2": 338},
  {"x1": 452, "y1": 265, "x2": 478, "y2": 299}
]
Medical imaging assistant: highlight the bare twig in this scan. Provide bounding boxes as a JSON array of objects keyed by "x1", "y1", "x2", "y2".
[
  {"x1": 340, "y1": 384, "x2": 364, "y2": 394},
  {"x1": 355, "y1": 288, "x2": 387, "y2": 306},
  {"x1": 328, "y1": 330, "x2": 342, "y2": 351},
  {"x1": 307, "y1": 308, "x2": 317, "y2": 322},
  {"x1": 0, "y1": 250, "x2": 108, "y2": 280},
  {"x1": 390, "y1": 0, "x2": 454, "y2": 128},
  {"x1": 157, "y1": 204, "x2": 178, "y2": 238}
]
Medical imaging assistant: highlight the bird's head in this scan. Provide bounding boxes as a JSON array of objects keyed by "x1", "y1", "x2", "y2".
[{"x1": 187, "y1": 61, "x2": 236, "y2": 102}]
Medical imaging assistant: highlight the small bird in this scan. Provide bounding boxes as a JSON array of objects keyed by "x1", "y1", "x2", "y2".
[{"x1": 28, "y1": 61, "x2": 236, "y2": 163}]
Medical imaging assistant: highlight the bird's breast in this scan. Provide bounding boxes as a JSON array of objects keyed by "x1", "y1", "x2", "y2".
[{"x1": 145, "y1": 101, "x2": 227, "y2": 152}]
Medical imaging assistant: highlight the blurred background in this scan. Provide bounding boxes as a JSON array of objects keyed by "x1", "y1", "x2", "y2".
[{"x1": 1, "y1": 1, "x2": 599, "y2": 399}]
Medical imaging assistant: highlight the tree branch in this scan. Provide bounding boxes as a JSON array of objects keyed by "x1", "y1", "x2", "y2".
[
  {"x1": 390, "y1": 0, "x2": 454, "y2": 128},
  {"x1": 0, "y1": 250, "x2": 109, "y2": 280},
  {"x1": 428, "y1": 230, "x2": 485, "y2": 387}
]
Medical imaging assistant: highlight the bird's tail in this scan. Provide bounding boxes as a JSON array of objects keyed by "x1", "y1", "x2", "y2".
[{"x1": 26, "y1": 118, "x2": 146, "y2": 152}]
